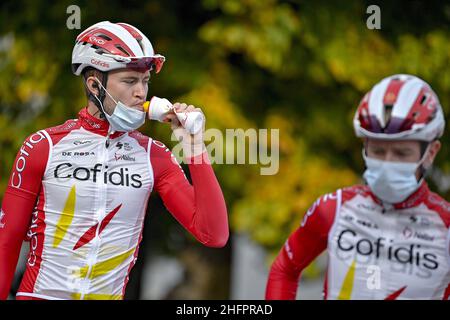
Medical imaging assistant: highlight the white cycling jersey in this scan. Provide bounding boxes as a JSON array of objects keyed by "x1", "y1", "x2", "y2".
[{"x1": 267, "y1": 184, "x2": 450, "y2": 299}]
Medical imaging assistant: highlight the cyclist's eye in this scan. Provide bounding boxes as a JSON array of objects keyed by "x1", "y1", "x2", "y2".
[
  {"x1": 372, "y1": 149, "x2": 385, "y2": 156},
  {"x1": 394, "y1": 151, "x2": 409, "y2": 158}
]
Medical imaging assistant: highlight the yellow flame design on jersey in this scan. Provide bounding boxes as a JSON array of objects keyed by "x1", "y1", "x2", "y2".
[
  {"x1": 338, "y1": 260, "x2": 356, "y2": 300},
  {"x1": 79, "y1": 247, "x2": 135, "y2": 279},
  {"x1": 71, "y1": 293, "x2": 123, "y2": 300},
  {"x1": 53, "y1": 185, "x2": 76, "y2": 248}
]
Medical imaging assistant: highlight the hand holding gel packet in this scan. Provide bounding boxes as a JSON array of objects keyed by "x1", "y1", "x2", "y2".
[{"x1": 143, "y1": 97, "x2": 204, "y2": 135}]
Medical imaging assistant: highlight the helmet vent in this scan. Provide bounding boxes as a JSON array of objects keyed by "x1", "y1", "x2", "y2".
[
  {"x1": 96, "y1": 34, "x2": 112, "y2": 41},
  {"x1": 420, "y1": 94, "x2": 428, "y2": 105},
  {"x1": 115, "y1": 45, "x2": 129, "y2": 56},
  {"x1": 384, "y1": 105, "x2": 393, "y2": 127},
  {"x1": 136, "y1": 39, "x2": 145, "y2": 53}
]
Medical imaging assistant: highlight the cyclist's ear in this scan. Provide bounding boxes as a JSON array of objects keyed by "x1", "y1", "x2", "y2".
[
  {"x1": 423, "y1": 140, "x2": 441, "y2": 168},
  {"x1": 86, "y1": 76, "x2": 100, "y2": 96}
]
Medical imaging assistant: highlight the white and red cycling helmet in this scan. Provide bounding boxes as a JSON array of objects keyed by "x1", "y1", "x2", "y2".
[
  {"x1": 353, "y1": 74, "x2": 445, "y2": 142},
  {"x1": 71, "y1": 21, "x2": 165, "y2": 75}
]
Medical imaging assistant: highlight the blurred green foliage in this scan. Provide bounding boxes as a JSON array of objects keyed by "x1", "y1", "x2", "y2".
[{"x1": 1, "y1": 0, "x2": 449, "y2": 264}]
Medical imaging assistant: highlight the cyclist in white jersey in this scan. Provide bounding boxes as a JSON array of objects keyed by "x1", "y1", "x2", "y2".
[
  {"x1": 266, "y1": 74, "x2": 450, "y2": 300},
  {"x1": 0, "y1": 21, "x2": 229, "y2": 300}
]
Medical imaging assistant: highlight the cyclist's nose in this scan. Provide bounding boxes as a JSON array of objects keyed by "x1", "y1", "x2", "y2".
[
  {"x1": 134, "y1": 83, "x2": 147, "y2": 100},
  {"x1": 383, "y1": 151, "x2": 396, "y2": 162}
]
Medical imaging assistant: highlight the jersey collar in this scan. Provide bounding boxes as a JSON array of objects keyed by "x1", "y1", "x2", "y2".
[
  {"x1": 78, "y1": 107, "x2": 125, "y2": 138},
  {"x1": 393, "y1": 181, "x2": 430, "y2": 210}
]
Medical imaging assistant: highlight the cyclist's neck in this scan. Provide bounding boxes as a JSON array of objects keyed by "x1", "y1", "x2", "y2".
[{"x1": 86, "y1": 101, "x2": 107, "y2": 120}]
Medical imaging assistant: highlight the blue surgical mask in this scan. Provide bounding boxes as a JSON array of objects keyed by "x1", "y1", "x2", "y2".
[
  {"x1": 93, "y1": 79, "x2": 146, "y2": 132},
  {"x1": 362, "y1": 149, "x2": 428, "y2": 204}
]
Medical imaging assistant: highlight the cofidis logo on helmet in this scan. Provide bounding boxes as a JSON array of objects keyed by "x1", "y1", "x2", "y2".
[{"x1": 90, "y1": 59, "x2": 110, "y2": 68}]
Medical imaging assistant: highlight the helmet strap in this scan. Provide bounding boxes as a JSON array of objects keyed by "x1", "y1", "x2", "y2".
[
  {"x1": 85, "y1": 71, "x2": 108, "y2": 118},
  {"x1": 417, "y1": 143, "x2": 431, "y2": 181}
]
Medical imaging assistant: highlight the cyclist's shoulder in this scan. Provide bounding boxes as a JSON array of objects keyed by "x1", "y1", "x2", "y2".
[
  {"x1": 17, "y1": 120, "x2": 75, "y2": 149},
  {"x1": 44, "y1": 118, "x2": 80, "y2": 135},
  {"x1": 126, "y1": 132, "x2": 173, "y2": 159},
  {"x1": 309, "y1": 185, "x2": 370, "y2": 213},
  {"x1": 147, "y1": 137, "x2": 173, "y2": 155},
  {"x1": 340, "y1": 184, "x2": 373, "y2": 201},
  {"x1": 314, "y1": 185, "x2": 371, "y2": 204},
  {"x1": 127, "y1": 130, "x2": 154, "y2": 151},
  {"x1": 424, "y1": 190, "x2": 450, "y2": 228},
  {"x1": 426, "y1": 188, "x2": 450, "y2": 206}
]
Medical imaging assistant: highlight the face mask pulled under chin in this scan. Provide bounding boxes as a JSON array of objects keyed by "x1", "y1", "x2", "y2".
[
  {"x1": 362, "y1": 150, "x2": 427, "y2": 204},
  {"x1": 93, "y1": 79, "x2": 146, "y2": 132}
]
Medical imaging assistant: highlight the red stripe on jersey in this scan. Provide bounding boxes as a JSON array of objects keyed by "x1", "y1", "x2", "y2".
[
  {"x1": 443, "y1": 283, "x2": 450, "y2": 300},
  {"x1": 73, "y1": 204, "x2": 122, "y2": 250},
  {"x1": 384, "y1": 286, "x2": 406, "y2": 300},
  {"x1": 323, "y1": 265, "x2": 329, "y2": 300}
]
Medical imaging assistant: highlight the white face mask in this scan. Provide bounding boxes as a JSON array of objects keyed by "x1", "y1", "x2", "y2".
[
  {"x1": 362, "y1": 148, "x2": 428, "y2": 204},
  {"x1": 93, "y1": 79, "x2": 146, "y2": 132}
]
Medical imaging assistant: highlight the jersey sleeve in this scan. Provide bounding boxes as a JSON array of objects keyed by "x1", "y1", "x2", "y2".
[
  {"x1": 265, "y1": 191, "x2": 338, "y2": 300},
  {"x1": 0, "y1": 131, "x2": 49, "y2": 300},
  {"x1": 150, "y1": 141, "x2": 229, "y2": 248}
]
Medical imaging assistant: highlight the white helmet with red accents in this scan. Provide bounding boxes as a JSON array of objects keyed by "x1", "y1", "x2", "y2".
[
  {"x1": 71, "y1": 21, "x2": 165, "y2": 75},
  {"x1": 353, "y1": 74, "x2": 445, "y2": 142}
]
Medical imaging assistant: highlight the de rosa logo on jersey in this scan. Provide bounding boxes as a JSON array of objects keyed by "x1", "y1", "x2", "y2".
[{"x1": 62, "y1": 151, "x2": 95, "y2": 157}]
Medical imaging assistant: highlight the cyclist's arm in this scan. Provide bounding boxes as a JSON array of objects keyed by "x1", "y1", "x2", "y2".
[
  {"x1": 265, "y1": 193, "x2": 337, "y2": 300},
  {"x1": 150, "y1": 141, "x2": 229, "y2": 248},
  {"x1": 0, "y1": 132, "x2": 49, "y2": 299}
]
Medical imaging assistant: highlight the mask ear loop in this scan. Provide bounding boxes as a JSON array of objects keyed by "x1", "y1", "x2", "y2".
[
  {"x1": 92, "y1": 78, "x2": 122, "y2": 125},
  {"x1": 92, "y1": 91, "x2": 108, "y2": 117},
  {"x1": 85, "y1": 72, "x2": 108, "y2": 117},
  {"x1": 94, "y1": 78, "x2": 119, "y2": 106},
  {"x1": 417, "y1": 143, "x2": 431, "y2": 182},
  {"x1": 91, "y1": 78, "x2": 118, "y2": 134}
]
